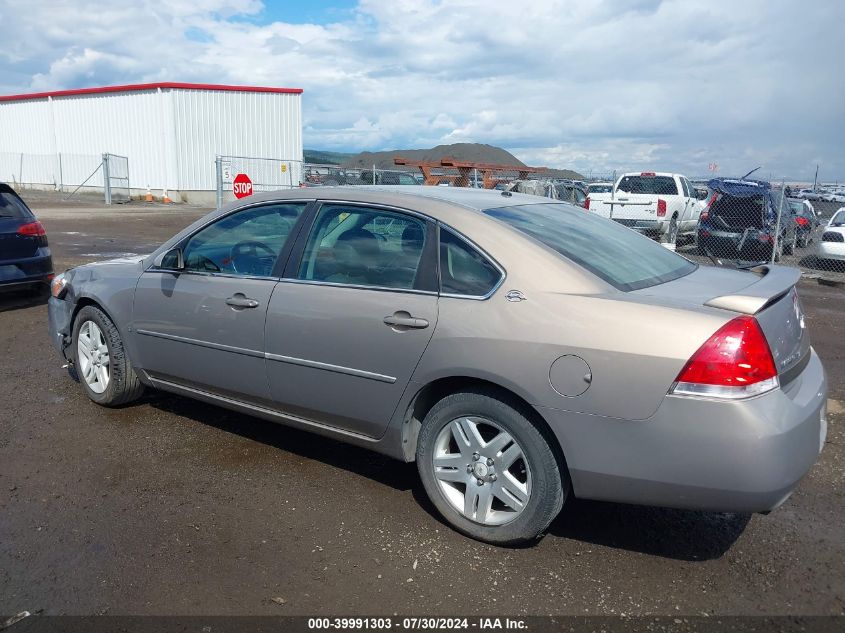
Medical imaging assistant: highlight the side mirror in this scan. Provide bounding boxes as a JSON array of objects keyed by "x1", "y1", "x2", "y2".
[
  {"x1": 696, "y1": 189, "x2": 708, "y2": 200},
  {"x1": 154, "y1": 247, "x2": 184, "y2": 271}
]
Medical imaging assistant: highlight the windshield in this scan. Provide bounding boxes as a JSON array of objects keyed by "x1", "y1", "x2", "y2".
[
  {"x1": 617, "y1": 175, "x2": 678, "y2": 195},
  {"x1": 484, "y1": 203, "x2": 697, "y2": 291}
]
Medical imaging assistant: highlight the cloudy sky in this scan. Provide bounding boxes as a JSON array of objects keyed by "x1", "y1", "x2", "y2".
[{"x1": 1, "y1": 0, "x2": 843, "y2": 180}]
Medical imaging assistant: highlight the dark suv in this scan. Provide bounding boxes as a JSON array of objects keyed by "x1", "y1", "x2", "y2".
[
  {"x1": 697, "y1": 178, "x2": 798, "y2": 261},
  {"x1": 0, "y1": 184, "x2": 54, "y2": 292}
]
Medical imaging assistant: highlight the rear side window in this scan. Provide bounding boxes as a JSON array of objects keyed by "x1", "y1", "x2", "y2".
[
  {"x1": 0, "y1": 191, "x2": 32, "y2": 219},
  {"x1": 439, "y1": 229, "x2": 501, "y2": 297},
  {"x1": 298, "y1": 204, "x2": 426, "y2": 290},
  {"x1": 617, "y1": 175, "x2": 678, "y2": 196},
  {"x1": 484, "y1": 203, "x2": 696, "y2": 292}
]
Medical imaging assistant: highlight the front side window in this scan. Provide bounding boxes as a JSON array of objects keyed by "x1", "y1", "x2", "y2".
[
  {"x1": 181, "y1": 203, "x2": 306, "y2": 276},
  {"x1": 439, "y1": 229, "x2": 502, "y2": 297},
  {"x1": 297, "y1": 204, "x2": 426, "y2": 289},
  {"x1": 484, "y1": 203, "x2": 696, "y2": 292}
]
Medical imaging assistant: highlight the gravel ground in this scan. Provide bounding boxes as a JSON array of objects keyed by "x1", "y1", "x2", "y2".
[{"x1": 1, "y1": 194, "x2": 843, "y2": 617}]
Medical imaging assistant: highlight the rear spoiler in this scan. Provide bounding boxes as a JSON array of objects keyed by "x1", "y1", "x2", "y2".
[{"x1": 704, "y1": 265, "x2": 801, "y2": 314}]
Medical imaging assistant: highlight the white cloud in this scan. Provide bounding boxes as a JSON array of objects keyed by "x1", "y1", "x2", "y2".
[{"x1": 0, "y1": 0, "x2": 843, "y2": 179}]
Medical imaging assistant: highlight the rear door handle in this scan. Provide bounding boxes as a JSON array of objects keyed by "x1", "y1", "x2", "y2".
[
  {"x1": 384, "y1": 312, "x2": 429, "y2": 329},
  {"x1": 226, "y1": 293, "x2": 259, "y2": 309}
]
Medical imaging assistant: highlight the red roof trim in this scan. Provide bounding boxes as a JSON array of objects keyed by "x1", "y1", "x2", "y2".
[{"x1": 0, "y1": 82, "x2": 303, "y2": 102}]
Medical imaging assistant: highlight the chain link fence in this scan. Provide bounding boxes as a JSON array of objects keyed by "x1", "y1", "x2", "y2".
[
  {"x1": 584, "y1": 175, "x2": 845, "y2": 282},
  {"x1": 0, "y1": 151, "x2": 131, "y2": 204},
  {"x1": 215, "y1": 155, "x2": 304, "y2": 209}
]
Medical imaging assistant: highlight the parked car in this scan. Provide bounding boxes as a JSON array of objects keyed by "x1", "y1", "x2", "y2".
[
  {"x1": 787, "y1": 198, "x2": 821, "y2": 247},
  {"x1": 305, "y1": 167, "x2": 362, "y2": 186},
  {"x1": 586, "y1": 182, "x2": 613, "y2": 195},
  {"x1": 822, "y1": 190, "x2": 845, "y2": 203},
  {"x1": 47, "y1": 187, "x2": 826, "y2": 545},
  {"x1": 360, "y1": 170, "x2": 420, "y2": 186},
  {"x1": 817, "y1": 207, "x2": 845, "y2": 263},
  {"x1": 0, "y1": 183, "x2": 54, "y2": 293},
  {"x1": 586, "y1": 172, "x2": 701, "y2": 244},
  {"x1": 795, "y1": 188, "x2": 824, "y2": 201},
  {"x1": 554, "y1": 182, "x2": 588, "y2": 208},
  {"x1": 697, "y1": 179, "x2": 798, "y2": 261}
]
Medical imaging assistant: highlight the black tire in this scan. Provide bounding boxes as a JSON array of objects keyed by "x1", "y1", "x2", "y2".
[
  {"x1": 416, "y1": 389, "x2": 567, "y2": 545},
  {"x1": 72, "y1": 305, "x2": 144, "y2": 407},
  {"x1": 784, "y1": 232, "x2": 796, "y2": 256},
  {"x1": 664, "y1": 215, "x2": 679, "y2": 244}
]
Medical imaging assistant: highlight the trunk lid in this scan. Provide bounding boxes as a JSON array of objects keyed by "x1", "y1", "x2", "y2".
[
  {"x1": 633, "y1": 264, "x2": 809, "y2": 380},
  {"x1": 0, "y1": 217, "x2": 39, "y2": 260}
]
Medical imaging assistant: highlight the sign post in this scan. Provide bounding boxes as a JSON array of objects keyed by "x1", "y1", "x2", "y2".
[{"x1": 233, "y1": 173, "x2": 253, "y2": 199}]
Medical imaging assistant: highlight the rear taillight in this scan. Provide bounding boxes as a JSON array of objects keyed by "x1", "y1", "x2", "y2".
[
  {"x1": 796, "y1": 217, "x2": 809, "y2": 227},
  {"x1": 671, "y1": 316, "x2": 778, "y2": 400},
  {"x1": 656, "y1": 199, "x2": 667, "y2": 217},
  {"x1": 584, "y1": 197, "x2": 591, "y2": 210},
  {"x1": 17, "y1": 221, "x2": 46, "y2": 237}
]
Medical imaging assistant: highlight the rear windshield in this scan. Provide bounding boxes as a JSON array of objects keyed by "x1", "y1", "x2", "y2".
[
  {"x1": 617, "y1": 175, "x2": 678, "y2": 196},
  {"x1": 0, "y1": 191, "x2": 32, "y2": 219},
  {"x1": 710, "y1": 194, "x2": 766, "y2": 229},
  {"x1": 484, "y1": 203, "x2": 697, "y2": 291}
]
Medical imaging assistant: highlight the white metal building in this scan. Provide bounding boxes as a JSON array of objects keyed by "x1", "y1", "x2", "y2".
[{"x1": 0, "y1": 82, "x2": 303, "y2": 202}]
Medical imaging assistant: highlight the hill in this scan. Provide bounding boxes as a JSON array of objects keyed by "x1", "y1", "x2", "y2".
[
  {"x1": 303, "y1": 149, "x2": 356, "y2": 165},
  {"x1": 340, "y1": 143, "x2": 582, "y2": 179}
]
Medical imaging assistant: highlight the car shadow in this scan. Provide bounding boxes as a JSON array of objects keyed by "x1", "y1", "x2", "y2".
[
  {"x1": 145, "y1": 391, "x2": 750, "y2": 559},
  {"x1": 143, "y1": 391, "x2": 419, "y2": 493},
  {"x1": 547, "y1": 497, "x2": 751, "y2": 561},
  {"x1": 0, "y1": 286, "x2": 49, "y2": 313}
]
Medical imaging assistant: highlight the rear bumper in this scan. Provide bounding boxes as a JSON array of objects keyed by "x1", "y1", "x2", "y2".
[
  {"x1": 0, "y1": 253, "x2": 53, "y2": 287},
  {"x1": 48, "y1": 296, "x2": 74, "y2": 360},
  {"x1": 698, "y1": 230, "x2": 774, "y2": 257},
  {"x1": 613, "y1": 218, "x2": 665, "y2": 236},
  {"x1": 541, "y1": 348, "x2": 827, "y2": 513},
  {"x1": 818, "y1": 242, "x2": 845, "y2": 261}
]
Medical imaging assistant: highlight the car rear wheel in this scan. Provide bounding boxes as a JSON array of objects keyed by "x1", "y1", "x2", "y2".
[
  {"x1": 664, "y1": 215, "x2": 679, "y2": 244},
  {"x1": 784, "y1": 232, "x2": 797, "y2": 256},
  {"x1": 73, "y1": 305, "x2": 144, "y2": 407},
  {"x1": 416, "y1": 389, "x2": 566, "y2": 545}
]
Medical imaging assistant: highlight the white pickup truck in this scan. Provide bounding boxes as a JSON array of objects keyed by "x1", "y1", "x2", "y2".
[{"x1": 586, "y1": 172, "x2": 702, "y2": 244}]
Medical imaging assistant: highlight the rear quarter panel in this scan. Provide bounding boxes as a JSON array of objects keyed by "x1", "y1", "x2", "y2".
[{"x1": 412, "y1": 289, "x2": 731, "y2": 421}]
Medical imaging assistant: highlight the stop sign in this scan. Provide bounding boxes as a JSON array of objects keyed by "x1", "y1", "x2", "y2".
[{"x1": 233, "y1": 173, "x2": 253, "y2": 198}]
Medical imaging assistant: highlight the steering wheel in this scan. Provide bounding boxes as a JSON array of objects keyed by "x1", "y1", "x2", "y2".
[{"x1": 229, "y1": 240, "x2": 277, "y2": 274}]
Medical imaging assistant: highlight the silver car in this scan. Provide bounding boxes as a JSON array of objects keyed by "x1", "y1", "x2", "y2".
[{"x1": 47, "y1": 187, "x2": 827, "y2": 544}]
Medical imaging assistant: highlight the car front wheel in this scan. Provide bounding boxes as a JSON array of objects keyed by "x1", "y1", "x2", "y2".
[
  {"x1": 417, "y1": 389, "x2": 567, "y2": 545},
  {"x1": 73, "y1": 305, "x2": 144, "y2": 407}
]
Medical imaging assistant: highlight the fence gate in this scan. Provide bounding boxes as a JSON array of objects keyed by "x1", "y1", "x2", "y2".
[
  {"x1": 102, "y1": 153, "x2": 130, "y2": 204},
  {"x1": 215, "y1": 155, "x2": 303, "y2": 210}
]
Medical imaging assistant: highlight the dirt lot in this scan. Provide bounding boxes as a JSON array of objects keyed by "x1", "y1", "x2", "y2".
[{"x1": 1, "y1": 194, "x2": 843, "y2": 617}]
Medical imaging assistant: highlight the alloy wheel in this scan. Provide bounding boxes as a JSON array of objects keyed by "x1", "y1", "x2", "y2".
[
  {"x1": 432, "y1": 416, "x2": 532, "y2": 526},
  {"x1": 77, "y1": 320, "x2": 110, "y2": 394}
]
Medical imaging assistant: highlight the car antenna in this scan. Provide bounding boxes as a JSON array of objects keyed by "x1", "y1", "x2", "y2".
[{"x1": 740, "y1": 166, "x2": 762, "y2": 180}]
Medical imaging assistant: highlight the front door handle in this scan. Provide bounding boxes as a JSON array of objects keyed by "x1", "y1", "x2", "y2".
[
  {"x1": 383, "y1": 311, "x2": 429, "y2": 329},
  {"x1": 226, "y1": 293, "x2": 259, "y2": 309}
]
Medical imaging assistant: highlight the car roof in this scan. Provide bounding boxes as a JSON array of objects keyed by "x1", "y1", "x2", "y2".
[
  {"x1": 708, "y1": 178, "x2": 772, "y2": 198},
  {"x1": 239, "y1": 185, "x2": 560, "y2": 221}
]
